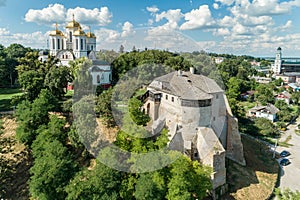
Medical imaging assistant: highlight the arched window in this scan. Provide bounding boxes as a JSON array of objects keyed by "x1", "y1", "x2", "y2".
[{"x1": 97, "y1": 75, "x2": 100, "y2": 83}]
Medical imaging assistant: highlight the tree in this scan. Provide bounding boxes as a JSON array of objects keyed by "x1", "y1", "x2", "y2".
[
  {"x1": 255, "y1": 84, "x2": 275, "y2": 105},
  {"x1": 166, "y1": 156, "x2": 212, "y2": 200},
  {"x1": 5, "y1": 43, "x2": 30, "y2": 87},
  {"x1": 18, "y1": 70, "x2": 44, "y2": 100},
  {"x1": 254, "y1": 118, "x2": 279, "y2": 137},
  {"x1": 44, "y1": 65, "x2": 71, "y2": 98},
  {"x1": 29, "y1": 140, "x2": 77, "y2": 200},
  {"x1": 275, "y1": 188, "x2": 300, "y2": 200},
  {"x1": 65, "y1": 161, "x2": 122, "y2": 200},
  {"x1": 128, "y1": 97, "x2": 150, "y2": 126},
  {"x1": 135, "y1": 172, "x2": 167, "y2": 200},
  {"x1": 15, "y1": 89, "x2": 58, "y2": 145},
  {"x1": 95, "y1": 88, "x2": 116, "y2": 127}
]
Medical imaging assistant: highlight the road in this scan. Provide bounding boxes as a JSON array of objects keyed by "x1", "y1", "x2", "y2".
[{"x1": 276, "y1": 118, "x2": 300, "y2": 192}]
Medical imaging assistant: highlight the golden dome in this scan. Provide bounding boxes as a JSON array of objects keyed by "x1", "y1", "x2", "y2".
[
  {"x1": 66, "y1": 21, "x2": 80, "y2": 28},
  {"x1": 66, "y1": 14, "x2": 81, "y2": 28},
  {"x1": 73, "y1": 27, "x2": 86, "y2": 36},
  {"x1": 86, "y1": 32, "x2": 96, "y2": 38},
  {"x1": 49, "y1": 23, "x2": 64, "y2": 36}
]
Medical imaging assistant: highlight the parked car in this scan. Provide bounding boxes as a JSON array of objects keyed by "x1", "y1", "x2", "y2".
[
  {"x1": 280, "y1": 150, "x2": 291, "y2": 157},
  {"x1": 280, "y1": 158, "x2": 291, "y2": 166}
]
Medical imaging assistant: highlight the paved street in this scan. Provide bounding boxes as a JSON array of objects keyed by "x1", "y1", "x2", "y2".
[{"x1": 276, "y1": 118, "x2": 300, "y2": 192}]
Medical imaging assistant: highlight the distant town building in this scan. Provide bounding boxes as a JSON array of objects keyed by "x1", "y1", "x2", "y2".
[
  {"x1": 143, "y1": 68, "x2": 246, "y2": 197},
  {"x1": 271, "y1": 47, "x2": 300, "y2": 74},
  {"x1": 275, "y1": 74, "x2": 296, "y2": 83},
  {"x1": 248, "y1": 104, "x2": 279, "y2": 122},
  {"x1": 275, "y1": 91, "x2": 292, "y2": 105},
  {"x1": 43, "y1": 15, "x2": 112, "y2": 87},
  {"x1": 251, "y1": 76, "x2": 272, "y2": 84},
  {"x1": 214, "y1": 57, "x2": 224, "y2": 64},
  {"x1": 288, "y1": 83, "x2": 300, "y2": 92}
]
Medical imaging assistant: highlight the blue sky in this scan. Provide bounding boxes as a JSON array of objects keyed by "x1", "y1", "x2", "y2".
[{"x1": 1, "y1": 0, "x2": 300, "y2": 56}]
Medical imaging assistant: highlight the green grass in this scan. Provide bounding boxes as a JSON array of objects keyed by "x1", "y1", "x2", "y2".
[
  {"x1": 239, "y1": 101, "x2": 257, "y2": 111},
  {"x1": 0, "y1": 88, "x2": 23, "y2": 111}
]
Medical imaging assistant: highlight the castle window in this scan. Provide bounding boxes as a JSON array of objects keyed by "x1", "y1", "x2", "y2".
[
  {"x1": 216, "y1": 94, "x2": 219, "y2": 99},
  {"x1": 166, "y1": 94, "x2": 168, "y2": 100},
  {"x1": 213, "y1": 117, "x2": 216, "y2": 121},
  {"x1": 171, "y1": 97, "x2": 174, "y2": 102},
  {"x1": 194, "y1": 152, "x2": 198, "y2": 158}
]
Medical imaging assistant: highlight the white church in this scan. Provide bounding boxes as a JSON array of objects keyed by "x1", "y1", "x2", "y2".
[{"x1": 46, "y1": 15, "x2": 112, "y2": 87}]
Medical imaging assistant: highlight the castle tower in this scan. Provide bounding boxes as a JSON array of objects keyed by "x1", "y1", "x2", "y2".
[{"x1": 49, "y1": 23, "x2": 65, "y2": 56}]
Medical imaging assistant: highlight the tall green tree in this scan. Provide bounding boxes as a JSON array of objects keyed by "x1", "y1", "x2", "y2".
[
  {"x1": 30, "y1": 140, "x2": 77, "y2": 200},
  {"x1": 5, "y1": 43, "x2": 30, "y2": 87},
  {"x1": 15, "y1": 89, "x2": 58, "y2": 145},
  {"x1": 166, "y1": 156, "x2": 212, "y2": 200},
  {"x1": 65, "y1": 161, "x2": 122, "y2": 200}
]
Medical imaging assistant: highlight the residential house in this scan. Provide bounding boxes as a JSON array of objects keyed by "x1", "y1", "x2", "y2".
[
  {"x1": 275, "y1": 91, "x2": 292, "y2": 104},
  {"x1": 248, "y1": 104, "x2": 279, "y2": 122}
]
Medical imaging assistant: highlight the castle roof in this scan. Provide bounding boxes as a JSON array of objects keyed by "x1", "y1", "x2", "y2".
[{"x1": 149, "y1": 71, "x2": 223, "y2": 100}]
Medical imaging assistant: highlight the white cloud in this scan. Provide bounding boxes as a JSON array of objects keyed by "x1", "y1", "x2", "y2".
[
  {"x1": 213, "y1": 3, "x2": 220, "y2": 9},
  {"x1": 213, "y1": 28, "x2": 230, "y2": 36},
  {"x1": 155, "y1": 9, "x2": 183, "y2": 30},
  {"x1": 67, "y1": 6, "x2": 112, "y2": 26},
  {"x1": 230, "y1": 0, "x2": 300, "y2": 17},
  {"x1": 0, "y1": 28, "x2": 10, "y2": 36},
  {"x1": 180, "y1": 5, "x2": 215, "y2": 30},
  {"x1": 95, "y1": 28, "x2": 120, "y2": 43},
  {"x1": 121, "y1": 21, "x2": 136, "y2": 37},
  {"x1": 146, "y1": 6, "x2": 159, "y2": 13},
  {"x1": 0, "y1": 30, "x2": 47, "y2": 49},
  {"x1": 276, "y1": 20, "x2": 292, "y2": 31},
  {"x1": 24, "y1": 4, "x2": 112, "y2": 26},
  {"x1": 25, "y1": 4, "x2": 66, "y2": 24}
]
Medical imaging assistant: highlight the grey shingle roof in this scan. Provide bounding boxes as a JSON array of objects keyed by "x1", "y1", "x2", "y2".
[
  {"x1": 149, "y1": 71, "x2": 223, "y2": 100},
  {"x1": 249, "y1": 104, "x2": 279, "y2": 115}
]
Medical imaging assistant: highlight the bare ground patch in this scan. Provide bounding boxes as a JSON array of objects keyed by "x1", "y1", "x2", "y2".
[
  {"x1": 223, "y1": 135, "x2": 279, "y2": 200},
  {"x1": 0, "y1": 116, "x2": 32, "y2": 200}
]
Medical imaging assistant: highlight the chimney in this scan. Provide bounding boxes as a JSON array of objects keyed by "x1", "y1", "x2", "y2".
[{"x1": 190, "y1": 67, "x2": 195, "y2": 74}]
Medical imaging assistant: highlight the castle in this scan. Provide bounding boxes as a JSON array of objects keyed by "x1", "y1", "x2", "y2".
[{"x1": 143, "y1": 68, "x2": 246, "y2": 197}]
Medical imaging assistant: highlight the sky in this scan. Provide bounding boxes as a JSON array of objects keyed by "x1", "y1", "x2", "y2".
[{"x1": 1, "y1": 0, "x2": 300, "y2": 57}]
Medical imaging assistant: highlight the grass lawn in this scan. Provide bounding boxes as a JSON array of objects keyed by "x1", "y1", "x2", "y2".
[
  {"x1": 238, "y1": 101, "x2": 257, "y2": 111},
  {"x1": 0, "y1": 88, "x2": 23, "y2": 111},
  {"x1": 224, "y1": 135, "x2": 279, "y2": 200}
]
